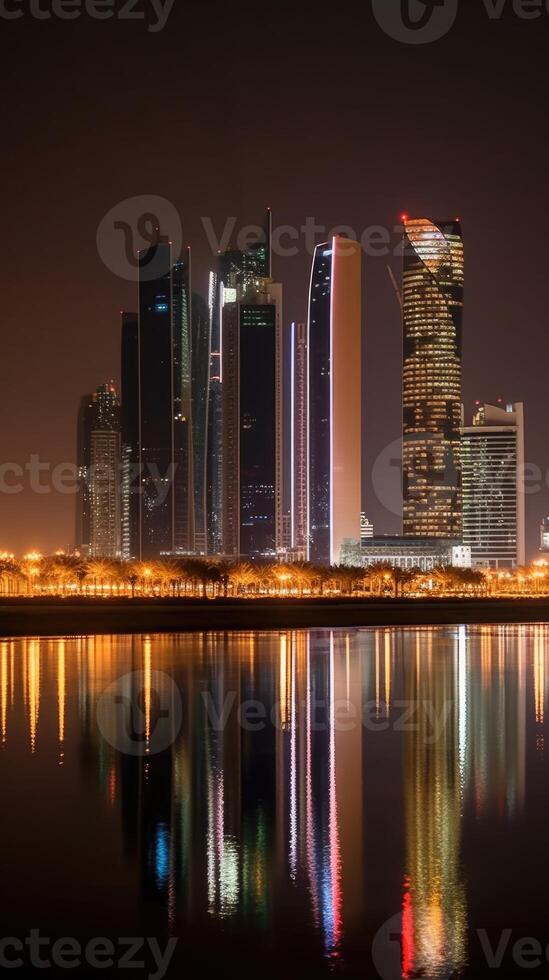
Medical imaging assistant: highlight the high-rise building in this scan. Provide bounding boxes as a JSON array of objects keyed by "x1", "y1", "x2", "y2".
[
  {"x1": 402, "y1": 217, "x2": 463, "y2": 538},
  {"x1": 75, "y1": 393, "x2": 94, "y2": 555},
  {"x1": 207, "y1": 211, "x2": 272, "y2": 555},
  {"x1": 191, "y1": 292, "x2": 211, "y2": 555},
  {"x1": 76, "y1": 383, "x2": 121, "y2": 558},
  {"x1": 136, "y1": 242, "x2": 194, "y2": 558},
  {"x1": 222, "y1": 277, "x2": 283, "y2": 559},
  {"x1": 120, "y1": 312, "x2": 139, "y2": 559},
  {"x1": 307, "y1": 236, "x2": 362, "y2": 565},
  {"x1": 290, "y1": 321, "x2": 308, "y2": 555},
  {"x1": 207, "y1": 269, "x2": 224, "y2": 556},
  {"x1": 461, "y1": 402, "x2": 525, "y2": 568}
]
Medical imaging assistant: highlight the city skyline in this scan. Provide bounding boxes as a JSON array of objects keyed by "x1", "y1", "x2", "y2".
[
  {"x1": 0, "y1": 208, "x2": 541, "y2": 564},
  {"x1": 1, "y1": 2, "x2": 546, "y2": 559},
  {"x1": 68, "y1": 214, "x2": 530, "y2": 571},
  {"x1": 1, "y1": 6, "x2": 547, "y2": 978}
]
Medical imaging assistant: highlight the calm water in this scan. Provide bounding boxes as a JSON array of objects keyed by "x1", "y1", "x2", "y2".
[{"x1": 0, "y1": 626, "x2": 548, "y2": 979}]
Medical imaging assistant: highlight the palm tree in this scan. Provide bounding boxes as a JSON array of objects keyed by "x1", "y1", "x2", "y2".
[
  {"x1": 181, "y1": 559, "x2": 218, "y2": 598},
  {"x1": 215, "y1": 560, "x2": 231, "y2": 599},
  {"x1": 368, "y1": 562, "x2": 394, "y2": 597},
  {"x1": 84, "y1": 559, "x2": 118, "y2": 596},
  {"x1": 0, "y1": 558, "x2": 24, "y2": 596},
  {"x1": 153, "y1": 560, "x2": 181, "y2": 597},
  {"x1": 123, "y1": 563, "x2": 139, "y2": 598},
  {"x1": 291, "y1": 562, "x2": 316, "y2": 597},
  {"x1": 229, "y1": 562, "x2": 259, "y2": 597}
]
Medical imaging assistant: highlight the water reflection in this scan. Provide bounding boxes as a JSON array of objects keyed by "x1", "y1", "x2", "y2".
[
  {"x1": 402, "y1": 629, "x2": 466, "y2": 979},
  {"x1": 0, "y1": 626, "x2": 547, "y2": 976}
]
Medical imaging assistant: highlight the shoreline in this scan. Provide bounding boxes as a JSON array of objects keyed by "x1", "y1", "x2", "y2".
[{"x1": 0, "y1": 596, "x2": 549, "y2": 636}]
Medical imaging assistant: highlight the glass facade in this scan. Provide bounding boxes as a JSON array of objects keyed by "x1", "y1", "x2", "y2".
[
  {"x1": 75, "y1": 393, "x2": 94, "y2": 554},
  {"x1": 76, "y1": 383, "x2": 121, "y2": 558},
  {"x1": 308, "y1": 246, "x2": 332, "y2": 564},
  {"x1": 239, "y1": 302, "x2": 277, "y2": 558},
  {"x1": 402, "y1": 218, "x2": 463, "y2": 538},
  {"x1": 137, "y1": 244, "x2": 193, "y2": 558},
  {"x1": 222, "y1": 279, "x2": 282, "y2": 559},
  {"x1": 461, "y1": 402, "x2": 525, "y2": 568},
  {"x1": 291, "y1": 321, "x2": 308, "y2": 553},
  {"x1": 172, "y1": 256, "x2": 194, "y2": 554},
  {"x1": 207, "y1": 212, "x2": 272, "y2": 555},
  {"x1": 120, "y1": 312, "x2": 139, "y2": 559},
  {"x1": 307, "y1": 238, "x2": 362, "y2": 566},
  {"x1": 191, "y1": 292, "x2": 211, "y2": 555}
]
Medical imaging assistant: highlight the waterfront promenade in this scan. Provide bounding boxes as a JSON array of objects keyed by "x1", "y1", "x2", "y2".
[{"x1": 1, "y1": 596, "x2": 549, "y2": 636}]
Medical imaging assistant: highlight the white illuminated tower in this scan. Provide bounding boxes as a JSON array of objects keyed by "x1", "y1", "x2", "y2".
[
  {"x1": 307, "y1": 236, "x2": 362, "y2": 565},
  {"x1": 461, "y1": 402, "x2": 525, "y2": 568}
]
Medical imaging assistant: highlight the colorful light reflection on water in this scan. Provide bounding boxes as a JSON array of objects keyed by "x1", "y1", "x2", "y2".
[{"x1": 0, "y1": 626, "x2": 548, "y2": 978}]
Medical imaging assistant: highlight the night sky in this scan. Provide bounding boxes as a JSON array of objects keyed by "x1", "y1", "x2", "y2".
[{"x1": 0, "y1": 0, "x2": 547, "y2": 557}]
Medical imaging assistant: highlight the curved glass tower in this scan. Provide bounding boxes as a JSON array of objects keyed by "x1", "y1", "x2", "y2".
[
  {"x1": 402, "y1": 218, "x2": 463, "y2": 538},
  {"x1": 307, "y1": 237, "x2": 362, "y2": 565}
]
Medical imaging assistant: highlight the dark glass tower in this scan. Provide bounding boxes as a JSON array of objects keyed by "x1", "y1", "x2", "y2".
[
  {"x1": 290, "y1": 321, "x2": 308, "y2": 556},
  {"x1": 121, "y1": 312, "x2": 139, "y2": 559},
  {"x1": 191, "y1": 292, "x2": 211, "y2": 555},
  {"x1": 207, "y1": 211, "x2": 272, "y2": 555},
  {"x1": 172, "y1": 253, "x2": 194, "y2": 554},
  {"x1": 75, "y1": 393, "x2": 94, "y2": 555},
  {"x1": 137, "y1": 243, "x2": 193, "y2": 558},
  {"x1": 222, "y1": 278, "x2": 283, "y2": 559},
  {"x1": 402, "y1": 218, "x2": 463, "y2": 538},
  {"x1": 207, "y1": 270, "x2": 223, "y2": 555}
]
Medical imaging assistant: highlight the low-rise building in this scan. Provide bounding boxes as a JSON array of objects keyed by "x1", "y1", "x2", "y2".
[{"x1": 340, "y1": 536, "x2": 471, "y2": 572}]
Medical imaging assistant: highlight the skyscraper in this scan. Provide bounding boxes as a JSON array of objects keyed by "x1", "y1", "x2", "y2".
[
  {"x1": 206, "y1": 268, "x2": 223, "y2": 556},
  {"x1": 136, "y1": 242, "x2": 194, "y2": 558},
  {"x1": 75, "y1": 393, "x2": 94, "y2": 555},
  {"x1": 222, "y1": 277, "x2": 283, "y2": 559},
  {"x1": 290, "y1": 321, "x2": 308, "y2": 557},
  {"x1": 120, "y1": 312, "x2": 139, "y2": 560},
  {"x1": 191, "y1": 292, "x2": 211, "y2": 555},
  {"x1": 402, "y1": 217, "x2": 463, "y2": 538},
  {"x1": 207, "y1": 211, "x2": 272, "y2": 555},
  {"x1": 76, "y1": 382, "x2": 121, "y2": 558},
  {"x1": 307, "y1": 236, "x2": 362, "y2": 565},
  {"x1": 461, "y1": 402, "x2": 525, "y2": 568}
]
